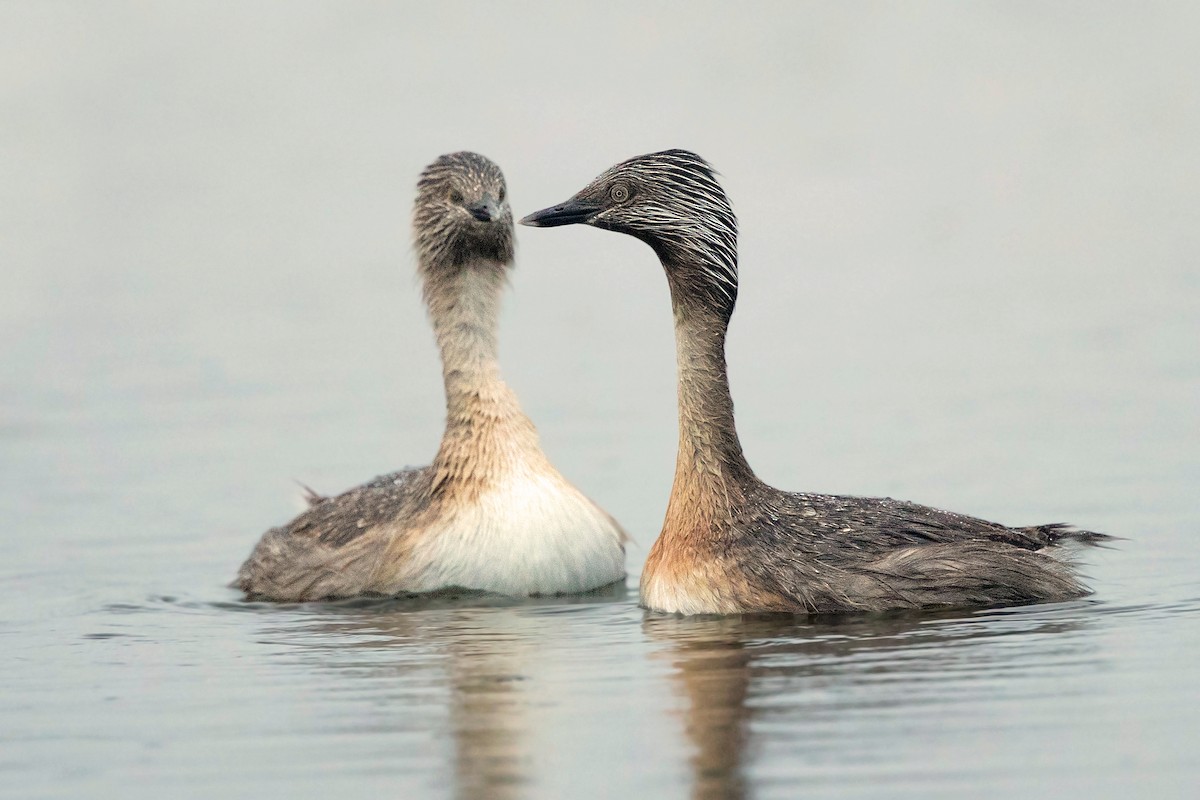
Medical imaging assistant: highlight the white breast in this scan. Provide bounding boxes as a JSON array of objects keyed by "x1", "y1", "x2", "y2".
[
  {"x1": 640, "y1": 570, "x2": 725, "y2": 616},
  {"x1": 393, "y1": 469, "x2": 626, "y2": 596}
]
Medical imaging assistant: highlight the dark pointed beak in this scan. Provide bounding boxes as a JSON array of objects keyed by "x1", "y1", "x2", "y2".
[
  {"x1": 519, "y1": 198, "x2": 600, "y2": 228},
  {"x1": 467, "y1": 193, "x2": 500, "y2": 223}
]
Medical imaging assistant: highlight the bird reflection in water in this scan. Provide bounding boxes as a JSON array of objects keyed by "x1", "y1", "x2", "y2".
[
  {"x1": 258, "y1": 593, "x2": 1096, "y2": 800},
  {"x1": 644, "y1": 615, "x2": 754, "y2": 800},
  {"x1": 643, "y1": 606, "x2": 1097, "y2": 800},
  {"x1": 260, "y1": 589, "x2": 625, "y2": 800}
]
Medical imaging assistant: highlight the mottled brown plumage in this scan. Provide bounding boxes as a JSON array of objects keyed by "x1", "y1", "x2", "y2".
[
  {"x1": 522, "y1": 149, "x2": 1110, "y2": 616},
  {"x1": 236, "y1": 152, "x2": 626, "y2": 602}
]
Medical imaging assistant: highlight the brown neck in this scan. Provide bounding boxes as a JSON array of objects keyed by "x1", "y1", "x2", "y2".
[
  {"x1": 662, "y1": 278, "x2": 756, "y2": 533},
  {"x1": 423, "y1": 259, "x2": 538, "y2": 493}
]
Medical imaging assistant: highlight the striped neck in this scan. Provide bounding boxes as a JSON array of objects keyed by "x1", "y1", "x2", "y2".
[{"x1": 663, "y1": 275, "x2": 756, "y2": 527}]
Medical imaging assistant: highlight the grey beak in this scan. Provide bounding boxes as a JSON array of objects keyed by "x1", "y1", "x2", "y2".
[
  {"x1": 467, "y1": 193, "x2": 500, "y2": 222},
  {"x1": 519, "y1": 198, "x2": 600, "y2": 228}
]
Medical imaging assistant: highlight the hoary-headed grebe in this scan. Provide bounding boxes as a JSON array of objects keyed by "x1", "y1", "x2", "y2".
[
  {"x1": 236, "y1": 152, "x2": 626, "y2": 601},
  {"x1": 521, "y1": 149, "x2": 1106, "y2": 616}
]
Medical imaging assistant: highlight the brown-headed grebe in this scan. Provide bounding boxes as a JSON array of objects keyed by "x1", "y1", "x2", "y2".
[
  {"x1": 236, "y1": 152, "x2": 626, "y2": 601},
  {"x1": 521, "y1": 149, "x2": 1107, "y2": 616}
]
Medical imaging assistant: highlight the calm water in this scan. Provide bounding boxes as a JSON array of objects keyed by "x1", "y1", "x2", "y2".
[{"x1": 3, "y1": 4, "x2": 1198, "y2": 799}]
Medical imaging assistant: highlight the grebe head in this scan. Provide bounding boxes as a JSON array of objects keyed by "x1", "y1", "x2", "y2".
[
  {"x1": 414, "y1": 151, "x2": 514, "y2": 270},
  {"x1": 520, "y1": 149, "x2": 738, "y2": 319}
]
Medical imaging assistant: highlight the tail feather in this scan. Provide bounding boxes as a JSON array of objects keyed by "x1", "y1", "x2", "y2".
[
  {"x1": 1022, "y1": 523, "x2": 1117, "y2": 547},
  {"x1": 296, "y1": 480, "x2": 327, "y2": 507}
]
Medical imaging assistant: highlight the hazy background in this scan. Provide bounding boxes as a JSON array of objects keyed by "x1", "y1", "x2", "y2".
[{"x1": 2, "y1": 3, "x2": 1197, "y2": 799}]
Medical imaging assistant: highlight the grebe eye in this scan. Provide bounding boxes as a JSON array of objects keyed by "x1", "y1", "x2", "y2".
[
  {"x1": 610, "y1": 184, "x2": 630, "y2": 203},
  {"x1": 498, "y1": 186, "x2": 506, "y2": 202},
  {"x1": 449, "y1": 189, "x2": 464, "y2": 204}
]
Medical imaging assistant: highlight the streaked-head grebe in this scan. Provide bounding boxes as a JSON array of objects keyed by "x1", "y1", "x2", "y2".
[
  {"x1": 236, "y1": 152, "x2": 626, "y2": 601},
  {"x1": 521, "y1": 148, "x2": 1108, "y2": 616}
]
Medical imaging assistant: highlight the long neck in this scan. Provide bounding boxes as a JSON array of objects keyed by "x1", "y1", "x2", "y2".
[
  {"x1": 663, "y1": 271, "x2": 756, "y2": 527},
  {"x1": 423, "y1": 259, "x2": 536, "y2": 490},
  {"x1": 427, "y1": 261, "x2": 506, "y2": 405}
]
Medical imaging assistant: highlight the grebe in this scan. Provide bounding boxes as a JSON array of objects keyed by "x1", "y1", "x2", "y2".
[
  {"x1": 521, "y1": 149, "x2": 1107, "y2": 615},
  {"x1": 236, "y1": 152, "x2": 626, "y2": 601}
]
